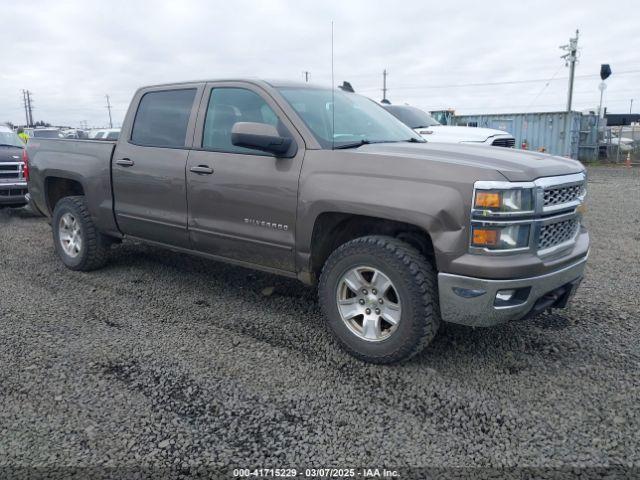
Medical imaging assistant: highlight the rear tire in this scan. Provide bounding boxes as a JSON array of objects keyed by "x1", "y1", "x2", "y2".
[
  {"x1": 319, "y1": 235, "x2": 440, "y2": 364},
  {"x1": 52, "y1": 196, "x2": 110, "y2": 271}
]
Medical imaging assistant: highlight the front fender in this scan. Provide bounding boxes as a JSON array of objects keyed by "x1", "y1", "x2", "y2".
[
  {"x1": 299, "y1": 175, "x2": 467, "y2": 255},
  {"x1": 295, "y1": 149, "x2": 506, "y2": 276}
]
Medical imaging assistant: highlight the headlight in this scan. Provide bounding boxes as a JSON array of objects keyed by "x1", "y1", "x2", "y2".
[
  {"x1": 471, "y1": 224, "x2": 531, "y2": 250},
  {"x1": 474, "y1": 188, "x2": 534, "y2": 214}
]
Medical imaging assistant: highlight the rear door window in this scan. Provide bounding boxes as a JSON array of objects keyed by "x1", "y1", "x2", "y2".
[{"x1": 131, "y1": 89, "x2": 196, "y2": 148}]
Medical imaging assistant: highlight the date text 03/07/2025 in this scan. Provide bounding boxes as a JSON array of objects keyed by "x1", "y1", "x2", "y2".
[{"x1": 232, "y1": 467, "x2": 399, "y2": 477}]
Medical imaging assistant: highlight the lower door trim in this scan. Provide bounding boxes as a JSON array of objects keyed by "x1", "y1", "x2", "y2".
[{"x1": 126, "y1": 235, "x2": 298, "y2": 279}]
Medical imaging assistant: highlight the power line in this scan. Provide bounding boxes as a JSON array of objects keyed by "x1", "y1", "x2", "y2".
[
  {"x1": 342, "y1": 63, "x2": 640, "y2": 80},
  {"x1": 356, "y1": 69, "x2": 640, "y2": 92},
  {"x1": 526, "y1": 64, "x2": 564, "y2": 109},
  {"x1": 443, "y1": 97, "x2": 638, "y2": 112}
]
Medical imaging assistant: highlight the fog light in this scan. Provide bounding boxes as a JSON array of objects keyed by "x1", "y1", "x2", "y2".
[
  {"x1": 494, "y1": 287, "x2": 531, "y2": 307},
  {"x1": 496, "y1": 289, "x2": 516, "y2": 302}
]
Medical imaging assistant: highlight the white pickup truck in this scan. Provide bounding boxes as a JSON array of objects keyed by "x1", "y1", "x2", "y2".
[{"x1": 383, "y1": 104, "x2": 515, "y2": 147}]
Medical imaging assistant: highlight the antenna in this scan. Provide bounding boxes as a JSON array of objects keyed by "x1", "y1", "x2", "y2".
[{"x1": 331, "y1": 20, "x2": 335, "y2": 150}]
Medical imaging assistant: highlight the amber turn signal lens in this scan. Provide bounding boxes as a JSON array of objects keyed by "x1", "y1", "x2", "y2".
[
  {"x1": 472, "y1": 228, "x2": 499, "y2": 247},
  {"x1": 475, "y1": 191, "x2": 502, "y2": 209}
]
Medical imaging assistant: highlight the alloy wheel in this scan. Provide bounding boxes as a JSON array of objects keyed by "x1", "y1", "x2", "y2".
[{"x1": 336, "y1": 266, "x2": 402, "y2": 342}]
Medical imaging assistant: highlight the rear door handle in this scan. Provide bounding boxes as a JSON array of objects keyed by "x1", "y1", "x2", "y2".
[
  {"x1": 190, "y1": 165, "x2": 214, "y2": 175},
  {"x1": 115, "y1": 158, "x2": 135, "y2": 167}
]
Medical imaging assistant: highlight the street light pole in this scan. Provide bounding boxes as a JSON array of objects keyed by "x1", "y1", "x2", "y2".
[
  {"x1": 595, "y1": 82, "x2": 606, "y2": 162},
  {"x1": 594, "y1": 64, "x2": 612, "y2": 161}
]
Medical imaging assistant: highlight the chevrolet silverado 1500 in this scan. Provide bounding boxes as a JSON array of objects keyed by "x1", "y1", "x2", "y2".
[{"x1": 26, "y1": 80, "x2": 589, "y2": 363}]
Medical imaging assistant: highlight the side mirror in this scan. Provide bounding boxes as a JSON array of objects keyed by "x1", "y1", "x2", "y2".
[{"x1": 231, "y1": 122, "x2": 293, "y2": 155}]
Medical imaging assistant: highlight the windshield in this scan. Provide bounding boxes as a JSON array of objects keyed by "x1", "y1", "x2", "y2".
[
  {"x1": 383, "y1": 105, "x2": 441, "y2": 129},
  {"x1": 278, "y1": 87, "x2": 422, "y2": 148},
  {"x1": 32, "y1": 129, "x2": 61, "y2": 138},
  {"x1": 0, "y1": 131, "x2": 24, "y2": 147}
]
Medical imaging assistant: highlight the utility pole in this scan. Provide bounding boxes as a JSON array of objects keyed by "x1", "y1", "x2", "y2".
[
  {"x1": 105, "y1": 94, "x2": 113, "y2": 128},
  {"x1": 382, "y1": 69, "x2": 388, "y2": 102},
  {"x1": 560, "y1": 29, "x2": 579, "y2": 112},
  {"x1": 22, "y1": 90, "x2": 34, "y2": 127},
  {"x1": 22, "y1": 90, "x2": 29, "y2": 127},
  {"x1": 27, "y1": 91, "x2": 34, "y2": 127},
  {"x1": 302, "y1": 71, "x2": 310, "y2": 83}
]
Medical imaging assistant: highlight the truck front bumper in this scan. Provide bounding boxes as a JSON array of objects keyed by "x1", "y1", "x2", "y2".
[
  {"x1": 438, "y1": 256, "x2": 587, "y2": 327},
  {"x1": 0, "y1": 181, "x2": 28, "y2": 206}
]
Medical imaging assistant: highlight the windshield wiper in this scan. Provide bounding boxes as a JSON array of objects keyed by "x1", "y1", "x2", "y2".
[
  {"x1": 0, "y1": 143, "x2": 21, "y2": 147},
  {"x1": 334, "y1": 139, "x2": 372, "y2": 149},
  {"x1": 334, "y1": 137, "x2": 425, "y2": 149}
]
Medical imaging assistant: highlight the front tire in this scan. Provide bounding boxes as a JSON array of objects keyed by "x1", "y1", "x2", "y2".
[
  {"x1": 52, "y1": 196, "x2": 110, "y2": 271},
  {"x1": 319, "y1": 235, "x2": 440, "y2": 364}
]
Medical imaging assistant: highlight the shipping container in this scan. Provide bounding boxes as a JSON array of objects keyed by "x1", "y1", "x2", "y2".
[{"x1": 451, "y1": 111, "x2": 599, "y2": 161}]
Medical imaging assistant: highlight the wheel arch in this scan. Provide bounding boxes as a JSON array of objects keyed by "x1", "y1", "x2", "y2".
[
  {"x1": 306, "y1": 211, "x2": 436, "y2": 282},
  {"x1": 45, "y1": 176, "x2": 85, "y2": 214},
  {"x1": 41, "y1": 170, "x2": 121, "y2": 238}
]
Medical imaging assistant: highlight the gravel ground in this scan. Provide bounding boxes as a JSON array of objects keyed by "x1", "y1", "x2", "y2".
[{"x1": 0, "y1": 166, "x2": 638, "y2": 477}]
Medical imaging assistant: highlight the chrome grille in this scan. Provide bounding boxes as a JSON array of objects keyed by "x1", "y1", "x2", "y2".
[
  {"x1": 538, "y1": 218, "x2": 579, "y2": 250},
  {"x1": 492, "y1": 137, "x2": 516, "y2": 148},
  {"x1": 543, "y1": 184, "x2": 583, "y2": 207},
  {"x1": 0, "y1": 187, "x2": 28, "y2": 197},
  {"x1": 0, "y1": 162, "x2": 24, "y2": 181}
]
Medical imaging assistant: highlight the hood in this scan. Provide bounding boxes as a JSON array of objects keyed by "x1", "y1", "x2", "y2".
[
  {"x1": 0, "y1": 145, "x2": 24, "y2": 163},
  {"x1": 355, "y1": 142, "x2": 584, "y2": 182},
  {"x1": 417, "y1": 125, "x2": 511, "y2": 142}
]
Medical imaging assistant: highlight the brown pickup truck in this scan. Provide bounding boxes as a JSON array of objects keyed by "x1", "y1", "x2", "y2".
[{"x1": 26, "y1": 79, "x2": 589, "y2": 363}]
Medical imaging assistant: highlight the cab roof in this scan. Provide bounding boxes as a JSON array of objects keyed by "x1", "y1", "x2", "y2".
[{"x1": 141, "y1": 78, "x2": 329, "y2": 90}]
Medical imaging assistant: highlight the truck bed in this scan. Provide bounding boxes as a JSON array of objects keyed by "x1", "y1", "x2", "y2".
[{"x1": 27, "y1": 138, "x2": 120, "y2": 236}]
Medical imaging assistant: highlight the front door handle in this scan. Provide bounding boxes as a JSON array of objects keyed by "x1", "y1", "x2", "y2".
[
  {"x1": 115, "y1": 158, "x2": 135, "y2": 167},
  {"x1": 190, "y1": 165, "x2": 214, "y2": 175}
]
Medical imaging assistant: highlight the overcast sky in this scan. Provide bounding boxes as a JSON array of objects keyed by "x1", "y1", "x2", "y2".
[{"x1": 2, "y1": 0, "x2": 639, "y2": 128}]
